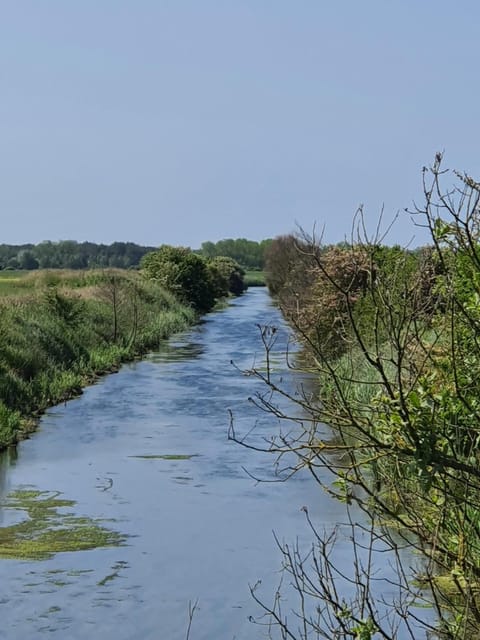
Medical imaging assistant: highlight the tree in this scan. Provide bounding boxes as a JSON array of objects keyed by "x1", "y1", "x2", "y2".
[
  {"x1": 264, "y1": 234, "x2": 293, "y2": 296},
  {"x1": 34, "y1": 241, "x2": 59, "y2": 268},
  {"x1": 198, "y1": 237, "x2": 271, "y2": 269},
  {"x1": 141, "y1": 245, "x2": 216, "y2": 312},
  {"x1": 200, "y1": 241, "x2": 216, "y2": 259},
  {"x1": 17, "y1": 250, "x2": 39, "y2": 270},
  {"x1": 231, "y1": 156, "x2": 480, "y2": 639},
  {"x1": 207, "y1": 256, "x2": 246, "y2": 297}
]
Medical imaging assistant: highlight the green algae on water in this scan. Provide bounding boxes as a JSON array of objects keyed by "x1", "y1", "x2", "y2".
[{"x1": 0, "y1": 489, "x2": 126, "y2": 560}]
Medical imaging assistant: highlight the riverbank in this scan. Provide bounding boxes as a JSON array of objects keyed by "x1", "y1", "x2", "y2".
[
  {"x1": 0, "y1": 269, "x2": 196, "y2": 450},
  {"x1": 262, "y1": 162, "x2": 480, "y2": 637}
]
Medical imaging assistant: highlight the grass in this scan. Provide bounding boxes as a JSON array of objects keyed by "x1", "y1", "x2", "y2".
[
  {"x1": 0, "y1": 269, "x2": 197, "y2": 449},
  {"x1": 0, "y1": 268, "x2": 137, "y2": 298},
  {"x1": 0, "y1": 270, "x2": 32, "y2": 296},
  {"x1": 244, "y1": 270, "x2": 266, "y2": 287},
  {"x1": 324, "y1": 347, "x2": 388, "y2": 406}
]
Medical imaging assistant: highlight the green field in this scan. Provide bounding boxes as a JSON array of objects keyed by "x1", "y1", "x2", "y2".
[
  {"x1": 244, "y1": 270, "x2": 266, "y2": 287},
  {"x1": 0, "y1": 271, "x2": 31, "y2": 296},
  {"x1": 0, "y1": 270, "x2": 96, "y2": 298}
]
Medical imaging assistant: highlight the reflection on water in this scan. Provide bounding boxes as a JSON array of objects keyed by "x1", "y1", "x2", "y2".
[
  {"x1": 0, "y1": 447, "x2": 16, "y2": 503},
  {"x1": 147, "y1": 340, "x2": 205, "y2": 363},
  {"x1": 0, "y1": 453, "x2": 8, "y2": 500}
]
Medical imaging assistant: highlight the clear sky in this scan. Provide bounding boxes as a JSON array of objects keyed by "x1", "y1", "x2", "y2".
[{"x1": 1, "y1": 1, "x2": 479, "y2": 248}]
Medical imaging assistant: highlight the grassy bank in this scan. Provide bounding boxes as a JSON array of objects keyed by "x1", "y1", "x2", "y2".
[{"x1": 0, "y1": 269, "x2": 195, "y2": 449}]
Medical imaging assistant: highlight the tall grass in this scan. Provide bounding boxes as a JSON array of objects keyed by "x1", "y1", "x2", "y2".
[{"x1": 0, "y1": 270, "x2": 196, "y2": 448}]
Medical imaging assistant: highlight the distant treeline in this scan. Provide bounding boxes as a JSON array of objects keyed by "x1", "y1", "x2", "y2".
[
  {"x1": 0, "y1": 238, "x2": 271, "y2": 271},
  {"x1": 198, "y1": 238, "x2": 272, "y2": 270},
  {"x1": 0, "y1": 241, "x2": 156, "y2": 270}
]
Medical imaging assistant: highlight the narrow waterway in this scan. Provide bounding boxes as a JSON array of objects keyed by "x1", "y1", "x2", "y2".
[{"x1": 0, "y1": 289, "x2": 428, "y2": 639}]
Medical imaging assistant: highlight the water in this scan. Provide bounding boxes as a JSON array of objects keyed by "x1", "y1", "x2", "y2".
[{"x1": 0, "y1": 289, "x2": 431, "y2": 639}]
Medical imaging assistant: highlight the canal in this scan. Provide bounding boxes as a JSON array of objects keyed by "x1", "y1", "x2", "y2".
[{"x1": 0, "y1": 288, "x2": 430, "y2": 639}]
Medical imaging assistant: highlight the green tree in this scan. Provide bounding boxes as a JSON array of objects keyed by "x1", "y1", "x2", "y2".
[
  {"x1": 207, "y1": 256, "x2": 245, "y2": 297},
  {"x1": 233, "y1": 157, "x2": 480, "y2": 639},
  {"x1": 200, "y1": 241, "x2": 216, "y2": 259},
  {"x1": 199, "y1": 237, "x2": 271, "y2": 269},
  {"x1": 17, "y1": 250, "x2": 39, "y2": 270},
  {"x1": 141, "y1": 245, "x2": 216, "y2": 312}
]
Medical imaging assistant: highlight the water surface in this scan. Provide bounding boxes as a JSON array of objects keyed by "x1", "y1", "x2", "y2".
[{"x1": 0, "y1": 289, "x2": 428, "y2": 639}]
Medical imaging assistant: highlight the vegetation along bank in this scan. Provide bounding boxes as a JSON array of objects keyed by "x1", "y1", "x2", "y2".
[
  {"x1": 0, "y1": 246, "x2": 246, "y2": 450},
  {"x1": 260, "y1": 156, "x2": 480, "y2": 638}
]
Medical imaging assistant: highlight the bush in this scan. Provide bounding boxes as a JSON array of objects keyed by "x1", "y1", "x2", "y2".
[
  {"x1": 235, "y1": 157, "x2": 480, "y2": 638},
  {"x1": 141, "y1": 245, "x2": 216, "y2": 312}
]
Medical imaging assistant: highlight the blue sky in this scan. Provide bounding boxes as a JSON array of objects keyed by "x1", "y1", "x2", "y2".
[{"x1": 1, "y1": 1, "x2": 479, "y2": 248}]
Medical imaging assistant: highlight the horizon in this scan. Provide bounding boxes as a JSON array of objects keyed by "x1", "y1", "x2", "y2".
[{"x1": 2, "y1": 2, "x2": 479, "y2": 249}]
